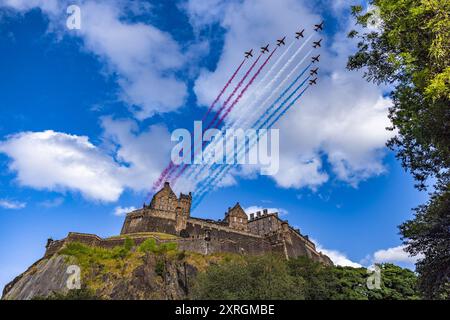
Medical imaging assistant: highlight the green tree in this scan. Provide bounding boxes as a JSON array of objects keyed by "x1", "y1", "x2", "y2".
[
  {"x1": 191, "y1": 254, "x2": 305, "y2": 300},
  {"x1": 400, "y1": 191, "x2": 450, "y2": 299},
  {"x1": 191, "y1": 255, "x2": 419, "y2": 300},
  {"x1": 347, "y1": 0, "x2": 450, "y2": 299}
]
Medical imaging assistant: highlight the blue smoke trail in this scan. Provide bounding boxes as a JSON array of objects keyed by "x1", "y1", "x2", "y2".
[
  {"x1": 192, "y1": 64, "x2": 311, "y2": 197},
  {"x1": 192, "y1": 80, "x2": 311, "y2": 209},
  {"x1": 185, "y1": 50, "x2": 312, "y2": 185}
]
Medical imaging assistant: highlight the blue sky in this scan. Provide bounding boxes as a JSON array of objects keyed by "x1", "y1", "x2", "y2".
[{"x1": 0, "y1": 0, "x2": 428, "y2": 290}]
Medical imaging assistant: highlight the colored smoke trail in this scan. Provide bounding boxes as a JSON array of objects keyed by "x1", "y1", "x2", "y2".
[
  {"x1": 174, "y1": 48, "x2": 278, "y2": 186},
  {"x1": 267, "y1": 86, "x2": 310, "y2": 129},
  {"x1": 236, "y1": 41, "x2": 296, "y2": 113},
  {"x1": 190, "y1": 55, "x2": 311, "y2": 192},
  {"x1": 240, "y1": 46, "x2": 313, "y2": 129},
  {"x1": 217, "y1": 47, "x2": 279, "y2": 127},
  {"x1": 170, "y1": 55, "x2": 264, "y2": 187},
  {"x1": 192, "y1": 75, "x2": 311, "y2": 208},
  {"x1": 149, "y1": 58, "x2": 248, "y2": 195},
  {"x1": 186, "y1": 45, "x2": 311, "y2": 182},
  {"x1": 194, "y1": 61, "x2": 311, "y2": 188},
  {"x1": 254, "y1": 62, "x2": 312, "y2": 128},
  {"x1": 202, "y1": 59, "x2": 246, "y2": 122},
  {"x1": 207, "y1": 55, "x2": 262, "y2": 131}
]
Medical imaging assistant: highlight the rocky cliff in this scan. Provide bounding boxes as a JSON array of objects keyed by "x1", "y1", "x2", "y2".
[{"x1": 1, "y1": 238, "x2": 220, "y2": 300}]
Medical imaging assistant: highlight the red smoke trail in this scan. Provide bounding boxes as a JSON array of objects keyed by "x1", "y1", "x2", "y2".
[
  {"x1": 206, "y1": 55, "x2": 262, "y2": 131},
  {"x1": 173, "y1": 50, "x2": 278, "y2": 186},
  {"x1": 202, "y1": 59, "x2": 246, "y2": 122},
  {"x1": 216, "y1": 47, "x2": 278, "y2": 127},
  {"x1": 148, "y1": 59, "x2": 247, "y2": 198},
  {"x1": 168, "y1": 55, "x2": 263, "y2": 186}
]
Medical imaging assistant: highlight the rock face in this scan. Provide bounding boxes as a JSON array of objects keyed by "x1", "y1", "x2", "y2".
[
  {"x1": 2, "y1": 249, "x2": 198, "y2": 300},
  {"x1": 2, "y1": 255, "x2": 72, "y2": 300}
]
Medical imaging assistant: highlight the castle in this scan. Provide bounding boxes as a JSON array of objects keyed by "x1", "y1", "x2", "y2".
[
  {"x1": 120, "y1": 182, "x2": 332, "y2": 264},
  {"x1": 45, "y1": 182, "x2": 332, "y2": 265}
]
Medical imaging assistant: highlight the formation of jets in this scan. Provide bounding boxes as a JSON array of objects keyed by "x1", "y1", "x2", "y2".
[
  {"x1": 243, "y1": 22, "x2": 322, "y2": 87},
  {"x1": 243, "y1": 21, "x2": 324, "y2": 58}
]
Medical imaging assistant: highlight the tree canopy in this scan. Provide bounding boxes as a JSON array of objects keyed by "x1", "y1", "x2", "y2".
[
  {"x1": 191, "y1": 255, "x2": 420, "y2": 300},
  {"x1": 347, "y1": 0, "x2": 450, "y2": 299}
]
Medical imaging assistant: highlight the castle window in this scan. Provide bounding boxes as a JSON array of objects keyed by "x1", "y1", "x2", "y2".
[{"x1": 234, "y1": 217, "x2": 237, "y2": 222}]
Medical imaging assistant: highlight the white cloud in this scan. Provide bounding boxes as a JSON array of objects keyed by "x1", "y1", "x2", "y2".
[
  {"x1": 313, "y1": 239, "x2": 362, "y2": 268},
  {"x1": 183, "y1": 0, "x2": 393, "y2": 191},
  {"x1": 0, "y1": 130, "x2": 124, "y2": 202},
  {"x1": 0, "y1": 0, "x2": 61, "y2": 14},
  {"x1": 78, "y1": 1, "x2": 188, "y2": 119},
  {"x1": 244, "y1": 205, "x2": 288, "y2": 217},
  {"x1": 372, "y1": 245, "x2": 423, "y2": 265},
  {"x1": 0, "y1": 199, "x2": 26, "y2": 210},
  {"x1": 244, "y1": 206, "x2": 289, "y2": 216},
  {"x1": 113, "y1": 206, "x2": 136, "y2": 216},
  {"x1": 0, "y1": 121, "x2": 172, "y2": 202},
  {"x1": 38, "y1": 197, "x2": 64, "y2": 208},
  {"x1": 100, "y1": 116, "x2": 172, "y2": 192},
  {"x1": 1, "y1": 0, "x2": 189, "y2": 119}
]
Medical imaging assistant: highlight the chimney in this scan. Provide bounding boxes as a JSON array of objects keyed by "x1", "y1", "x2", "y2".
[
  {"x1": 250, "y1": 213, "x2": 254, "y2": 220},
  {"x1": 273, "y1": 212, "x2": 278, "y2": 218},
  {"x1": 257, "y1": 211, "x2": 261, "y2": 218},
  {"x1": 263, "y1": 209, "x2": 268, "y2": 216},
  {"x1": 164, "y1": 181, "x2": 170, "y2": 187}
]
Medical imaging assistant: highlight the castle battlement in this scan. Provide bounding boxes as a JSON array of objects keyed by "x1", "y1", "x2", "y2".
[{"x1": 120, "y1": 182, "x2": 332, "y2": 265}]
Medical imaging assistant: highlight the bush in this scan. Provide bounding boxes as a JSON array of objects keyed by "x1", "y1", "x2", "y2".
[
  {"x1": 33, "y1": 288, "x2": 100, "y2": 300},
  {"x1": 138, "y1": 239, "x2": 178, "y2": 255},
  {"x1": 191, "y1": 254, "x2": 420, "y2": 300},
  {"x1": 155, "y1": 259, "x2": 166, "y2": 277}
]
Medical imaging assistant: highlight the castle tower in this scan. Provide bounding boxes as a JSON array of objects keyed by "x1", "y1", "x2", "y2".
[
  {"x1": 149, "y1": 181, "x2": 178, "y2": 213},
  {"x1": 178, "y1": 192, "x2": 192, "y2": 217},
  {"x1": 175, "y1": 192, "x2": 191, "y2": 232},
  {"x1": 224, "y1": 202, "x2": 248, "y2": 232}
]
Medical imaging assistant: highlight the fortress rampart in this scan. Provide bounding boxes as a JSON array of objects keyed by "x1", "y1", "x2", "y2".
[{"x1": 45, "y1": 182, "x2": 332, "y2": 265}]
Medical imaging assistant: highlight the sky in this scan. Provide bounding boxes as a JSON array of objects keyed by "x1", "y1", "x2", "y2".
[{"x1": 0, "y1": 0, "x2": 428, "y2": 291}]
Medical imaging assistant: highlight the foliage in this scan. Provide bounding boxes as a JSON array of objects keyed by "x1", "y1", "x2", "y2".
[
  {"x1": 348, "y1": 0, "x2": 450, "y2": 191},
  {"x1": 191, "y1": 255, "x2": 420, "y2": 300},
  {"x1": 32, "y1": 288, "x2": 100, "y2": 300},
  {"x1": 138, "y1": 238, "x2": 178, "y2": 255},
  {"x1": 191, "y1": 254, "x2": 305, "y2": 300},
  {"x1": 347, "y1": 0, "x2": 450, "y2": 299},
  {"x1": 138, "y1": 239, "x2": 178, "y2": 277},
  {"x1": 400, "y1": 190, "x2": 450, "y2": 299}
]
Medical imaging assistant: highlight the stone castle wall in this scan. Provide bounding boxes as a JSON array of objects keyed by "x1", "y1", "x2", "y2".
[{"x1": 45, "y1": 182, "x2": 332, "y2": 265}]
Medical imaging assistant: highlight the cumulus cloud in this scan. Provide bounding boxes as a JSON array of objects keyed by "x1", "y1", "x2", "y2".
[
  {"x1": 1, "y1": 0, "x2": 188, "y2": 119},
  {"x1": 372, "y1": 245, "x2": 423, "y2": 265},
  {"x1": 0, "y1": 121, "x2": 172, "y2": 202},
  {"x1": 0, "y1": 130, "x2": 124, "y2": 202},
  {"x1": 313, "y1": 239, "x2": 362, "y2": 268},
  {"x1": 100, "y1": 116, "x2": 172, "y2": 191},
  {"x1": 244, "y1": 205, "x2": 288, "y2": 216},
  {"x1": 183, "y1": 0, "x2": 393, "y2": 190},
  {"x1": 0, "y1": 199, "x2": 26, "y2": 210},
  {"x1": 113, "y1": 206, "x2": 136, "y2": 216}
]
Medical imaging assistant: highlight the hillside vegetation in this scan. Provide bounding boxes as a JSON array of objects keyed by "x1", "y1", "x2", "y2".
[{"x1": 14, "y1": 240, "x2": 420, "y2": 300}]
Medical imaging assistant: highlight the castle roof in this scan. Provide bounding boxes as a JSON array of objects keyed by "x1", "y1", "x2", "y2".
[{"x1": 225, "y1": 202, "x2": 247, "y2": 219}]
